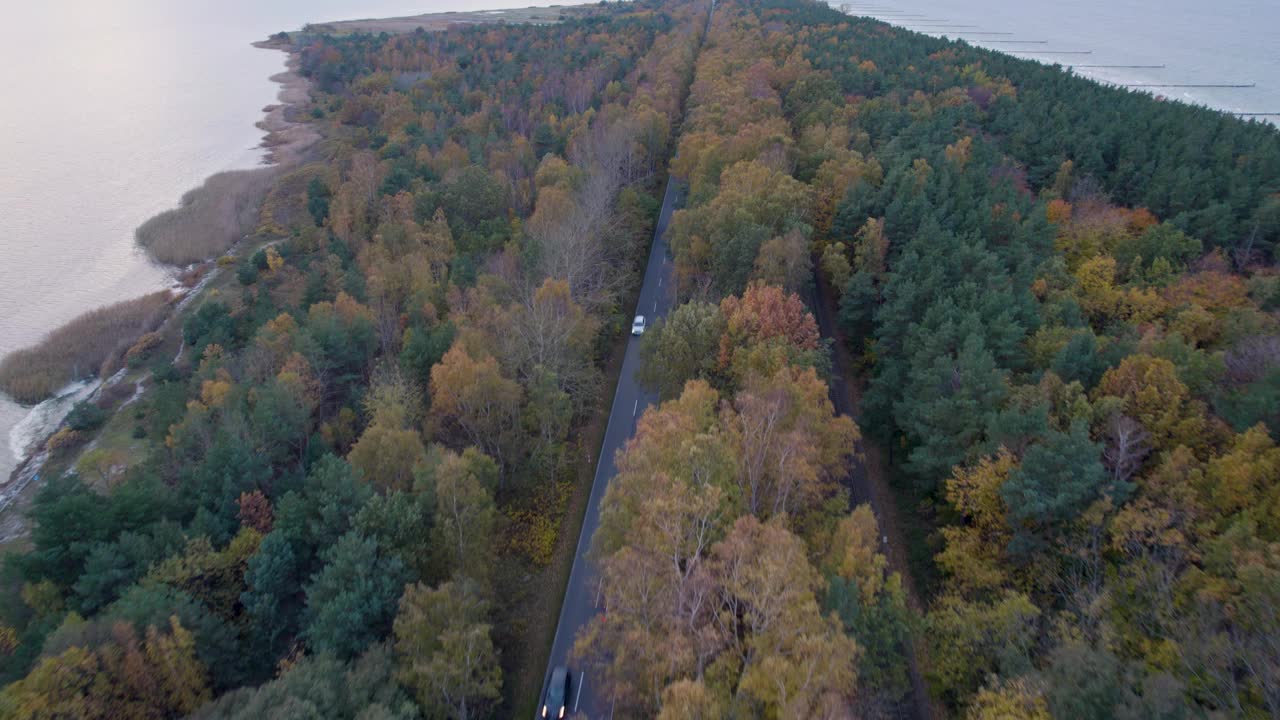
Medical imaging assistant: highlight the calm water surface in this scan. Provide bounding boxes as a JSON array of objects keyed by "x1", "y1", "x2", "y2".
[{"x1": 0, "y1": 0, "x2": 586, "y2": 483}]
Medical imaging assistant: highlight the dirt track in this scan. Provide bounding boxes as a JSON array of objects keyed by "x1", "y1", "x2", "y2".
[{"x1": 811, "y1": 267, "x2": 937, "y2": 720}]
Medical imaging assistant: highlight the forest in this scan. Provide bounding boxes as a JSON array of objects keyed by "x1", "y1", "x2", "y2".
[
  {"x1": 0, "y1": 0, "x2": 1278, "y2": 717},
  {"x1": 0, "y1": 1, "x2": 702, "y2": 716}
]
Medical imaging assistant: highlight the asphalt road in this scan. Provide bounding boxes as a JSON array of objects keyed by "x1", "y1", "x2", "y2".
[{"x1": 539, "y1": 178, "x2": 683, "y2": 719}]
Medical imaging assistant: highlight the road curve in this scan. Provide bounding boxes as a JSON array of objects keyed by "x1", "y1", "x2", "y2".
[{"x1": 539, "y1": 178, "x2": 683, "y2": 719}]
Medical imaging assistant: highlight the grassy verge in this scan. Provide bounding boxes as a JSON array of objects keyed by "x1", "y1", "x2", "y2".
[{"x1": 503, "y1": 313, "x2": 634, "y2": 717}]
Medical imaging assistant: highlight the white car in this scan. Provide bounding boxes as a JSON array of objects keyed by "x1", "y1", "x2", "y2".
[{"x1": 631, "y1": 315, "x2": 646, "y2": 335}]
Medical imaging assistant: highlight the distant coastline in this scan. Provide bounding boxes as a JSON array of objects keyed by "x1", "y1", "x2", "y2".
[
  {"x1": 303, "y1": 4, "x2": 585, "y2": 34},
  {"x1": 841, "y1": 0, "x2": 1280, "y2": 127}
]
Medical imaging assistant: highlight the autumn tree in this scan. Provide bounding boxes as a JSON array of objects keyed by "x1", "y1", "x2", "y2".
[
  {"x1": 819, "y1": 241, "x2": 852, "y2": 298},
  {"x1": 925, "y1": 592, "x2": 1040, "y2": 707},
  {"x1": 936, "y1": 451, "x2": 1018, "y2": 595},
  {"x1": 527, "y1": 146, "x2": 628, "y2": 313},
  {"x1": 394, "y1": 580, "x2": 502, "y2": 720},
  {"x1": 638, "y1": 301, "x2": 726, "y2": 398},
  {"x1": 348, "y1": 365, "x2": 427, "y2": 493},
  {"x1": 657, "y1": 680, "x2": 727, "y2": 720},
  {"x1": 428, "y1": 345, "x2": 523, "y2": 472},
  {"x1": 0, "y1": 618, "x2": 210, "y2": 719},
  {"x1": 145, "y1": 529, "x2": 261, "y2": 622},
  {"x1": 851, "y1": 217, "x2": 890, "y2": 278},
  {"x1": 1094, "y1": 354, "x2": 1209, "y2": 453},
  {"x1": 504, "y1": 277, "x2": 600, "y2": 409},
  {"x1": 669, "y1": 160, "x2": 812, "y2": 295},
  {"x1": 362, "y1": 205, "x2": 454, "y2": 349},
  {"x1": 821, "y1": 505, "x2": 913, "y2": 698},
  {"x1": 236, "y1": 491, "x2": 273, "y2": 535},
  {"x1": 1200, "y1": 424, "x2": 1280, "y2": 531},
  {"x1": 709, "y1": 516, "x2": 859, "y2": 715},
  {"x1": 348, "y1": 424, "x2": 428, "y2": 494},
  {"x1": 752, "y1": 229, "x2": 811, "y2": 294},
  {"x1": 593, "y1": 380, "x2": 736, "y2": 559},
  {"x1": 718, "y1": 282, "x2": 824, "y2": 386},
  {"x1": 423, "y1": 448, "x2": 499, "y2": 582},
  {"x1": 725, "y1": 365, "x2": 858, "y2": 518},
  {"x1": 966, "y1": 676, "x2": 1050, "y2": 720},
  {"x1": 1102, "y1": 414, "x2": 1152, "y2": 484},
  {"x1": 579, "y1": 513, "x2": 859, "y2": 717}
]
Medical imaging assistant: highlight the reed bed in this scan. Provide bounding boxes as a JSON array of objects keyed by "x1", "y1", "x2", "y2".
[{"x1": 0, "y1": 291, "x2": 173, "y2": 404}]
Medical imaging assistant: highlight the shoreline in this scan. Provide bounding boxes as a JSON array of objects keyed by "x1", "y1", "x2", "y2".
[
  {"x1": 1, "y1": 39, "x2": 316, "y2": 500},
  {"x1": 134, "y1": 43, "x2": 318, "y2": 265},
  {"x1": 253, "y1": 39, "x2": 321, "y2": 166}
]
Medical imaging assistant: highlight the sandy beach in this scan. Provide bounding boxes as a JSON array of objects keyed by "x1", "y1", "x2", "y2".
[{"x1": 255, "y1": 41, "x2": 322, "y2": 165}]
